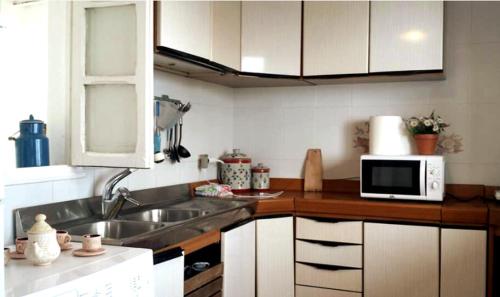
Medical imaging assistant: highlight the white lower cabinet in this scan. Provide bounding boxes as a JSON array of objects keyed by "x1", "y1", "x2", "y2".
[
  {"x1": 222, "y1": 220, "x2": 256, "y2": 297},
  {"x1": 153, "y1": 251, "x2": 184, "y2": 297},
  {"x1": 441, "y1": 228, "x2": 487, "y2": 297},
  {"x1": 364, "y1": 222, "x2": 439, "y2": 297},
  {"x1": 257, "y1": 216, "x2": 294, "y2": 297}
]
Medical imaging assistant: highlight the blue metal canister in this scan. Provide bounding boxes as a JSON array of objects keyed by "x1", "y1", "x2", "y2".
[{"x1": 12, "y1": 115, "x2": 50, "y2": 168}]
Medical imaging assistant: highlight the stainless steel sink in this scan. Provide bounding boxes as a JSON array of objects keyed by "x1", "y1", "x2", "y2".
[
  {"x1": 65, "y1": 220, "x2": 165, "y2": 241},
  {"x1": 118, "y1": 208, "x2": 210, "y2": 223},
  {"x1": 15, "y1": 184, "x2": 257, "y2": 249}
]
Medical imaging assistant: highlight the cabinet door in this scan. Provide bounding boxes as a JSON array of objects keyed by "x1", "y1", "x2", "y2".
[
  {"x1": 241, "y1": 1, "x2": 301, "y2": 76},
  {"x1": 212, "y1": 1, "x2": 241, "y2": 71},
  {"x1": 257, "y1": 216, "x2": 294, "y2": 297},
  {"x1": 364, "y1": 223, "x2": 439, "y2": 297},
  {"x1": 154, "y1": 254, "x2": 184, "y2": 297},
  {"x1": 303, "y1": 1, "x2": 369, "y2": 76},
  {"x1": 369, "y1": 1, "x2": 443, "y2": 72},
  {"x1": 441, "y1": 228, "x2": 487, "y2": 297},
  {"x1": 157, "y1": 1, "x2": 211, "y2": 60},
  {"x1": 71, "y1": 1, "x2": 153, "y2": 168},
  {"x1": 221, "y1": 220, "x2": 255, "y2": 297}
]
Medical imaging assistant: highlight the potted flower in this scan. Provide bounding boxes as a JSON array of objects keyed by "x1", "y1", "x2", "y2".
[{"x1": 405, "y1": 111, "x2": 449, "y2": 155}]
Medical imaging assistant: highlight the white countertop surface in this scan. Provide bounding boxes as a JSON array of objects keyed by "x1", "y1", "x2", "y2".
[{"x1": 5, "y1": 243, "x2": 153, "y2": 297}]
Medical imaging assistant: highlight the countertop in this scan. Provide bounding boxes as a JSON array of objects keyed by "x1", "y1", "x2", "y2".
[
  {"x1": 5, "y1": 243, "x2": 153, "y2": 297},
  {"x1": 253, "y1": 189, "x2": 492, "y2": 227}
]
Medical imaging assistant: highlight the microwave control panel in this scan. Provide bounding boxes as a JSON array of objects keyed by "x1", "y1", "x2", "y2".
[{"x1": 426, "y1": 157, "x2": 445, "y2": 201}]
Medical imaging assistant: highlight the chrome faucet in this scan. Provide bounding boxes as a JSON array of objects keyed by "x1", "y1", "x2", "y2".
[{"x1": 102, "y1": 169, "x2": 142, "y2": 220}]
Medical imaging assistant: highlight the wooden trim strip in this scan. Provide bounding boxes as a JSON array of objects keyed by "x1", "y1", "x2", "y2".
[{"x1": 154, "y1": 230, "x2": 221, "y2": 256}]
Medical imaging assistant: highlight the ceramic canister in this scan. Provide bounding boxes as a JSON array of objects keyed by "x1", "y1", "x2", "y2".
[
  {"x1": 252, "y1": 163, "x2": 270, "y2": 190},
  {"x1": 221, "y1": 149, "x2": 251, "y2": 192}
]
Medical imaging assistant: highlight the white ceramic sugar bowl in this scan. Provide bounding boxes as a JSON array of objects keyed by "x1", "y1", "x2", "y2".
[{"x1": 24, "y1": 214, "x2": 60, "y2": 266}]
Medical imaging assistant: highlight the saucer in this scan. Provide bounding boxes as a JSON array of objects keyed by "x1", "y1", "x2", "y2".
[
  {"x1": 72, "y1": 248, "x2": 106, "y2": 257},
  {"x1": 9, "y1": 252, "x2": 26, "y2": 260},
  {"x1": 60, "y1": 243, "x2": 73, "y2": 251}
]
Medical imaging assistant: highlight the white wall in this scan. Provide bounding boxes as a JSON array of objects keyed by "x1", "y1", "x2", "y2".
[
  {"x1": 234, "y1": 1, "x2": 500, "y2": 186},
  {"x1": 3, "y1": 70, "x2": 234, "y2": 244},
  {"x1": 4, "y1": 1, "x2": 500, "y2": 245}
]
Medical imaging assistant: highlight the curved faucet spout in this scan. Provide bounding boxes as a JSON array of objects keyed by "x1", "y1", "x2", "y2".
[{"x1": 101, "y1": 169, "x2": 135, "y2": 218}]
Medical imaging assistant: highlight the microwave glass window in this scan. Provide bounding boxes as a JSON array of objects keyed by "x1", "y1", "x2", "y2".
[
  {"x1": 362, "y1": 160, "x2": 421, "y2": 196},
  {"x1": 372, "y1": 167, "x2": 413, "y2": 188}
]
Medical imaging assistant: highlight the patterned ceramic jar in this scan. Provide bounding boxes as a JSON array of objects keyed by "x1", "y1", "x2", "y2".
[
  {"x1": 221, "y1": 149, "x2": 251, "y2": 192},
  {"x1": 252, "y1": 163, "x2": 270, "y2": 190}
]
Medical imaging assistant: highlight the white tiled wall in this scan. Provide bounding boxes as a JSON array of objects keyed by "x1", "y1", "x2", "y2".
[
  {"x1": 3, "y1": 71, "x2": 234, "y2": 244},
  {"x1": 5, "y1": 2, "x2": 500, "y2": 245},
  {"x1": 233, "y1": 1, "x2": 500, "y2": 186}
]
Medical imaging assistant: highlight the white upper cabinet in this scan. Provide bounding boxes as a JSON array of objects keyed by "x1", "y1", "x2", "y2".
[
  {"x1": 303, "y1": 1, "x2": 369, "y2": 76},
  {"x1": 71, "y1": 1, "x2": 153, "y2": 168},
  {"x1": 157, "y1": 1, "x2": 212, "y2": 60},
  {"x1": 370, "y1": 1, "x2": 444, "y2": 72},
  {"x1": 157, "y1": 1, "x2": 241, "y2": 70},
  {"x1": 212, "y1": 1, "x2": 241, "y2": 71},
  {"x1": 241, "y1": 1, "x2": 301, "y2": 76}
]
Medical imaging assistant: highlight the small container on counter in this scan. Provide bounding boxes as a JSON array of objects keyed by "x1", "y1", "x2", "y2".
[
  {"x1": 252, "y1": 163, "x2": 270, "y2": 190},
  {"x1": 220, "y1": 149, "x2": 252, "y2": 193}
]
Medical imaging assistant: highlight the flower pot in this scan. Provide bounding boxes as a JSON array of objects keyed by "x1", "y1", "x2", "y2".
[{"x1": 414, "y1": 134, "x2": 439, "y2": 155}]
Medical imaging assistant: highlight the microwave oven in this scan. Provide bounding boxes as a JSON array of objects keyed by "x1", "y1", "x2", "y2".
[{"x1": 360, "y1": 155, "x2": 444, "y2": 201}]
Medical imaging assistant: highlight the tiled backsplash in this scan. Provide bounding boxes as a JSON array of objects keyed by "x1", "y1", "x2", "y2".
[
  {"x1": 5, "y1": 2, "x2": 500, "y2": 244},
  {"x1": 233, "y1": 1, "x2": 500, "y2": 186},
  {"x1": 3, "y1": 71, "x2": 234, "y2": 244}
]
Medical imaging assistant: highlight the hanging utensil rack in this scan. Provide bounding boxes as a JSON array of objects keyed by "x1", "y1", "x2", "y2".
[{"x1": 154, "y1": 94, "x2": 192, "y2": 163}]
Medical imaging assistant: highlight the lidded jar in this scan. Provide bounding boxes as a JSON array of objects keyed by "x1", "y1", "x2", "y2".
[
  {"x1": 24, "y1": 214, "x2": 60, "y2": 266},
  {"x1": 221, "y1": 149, "x2": 252, "y2": 192},
  {"x1": 251, "y1": 163, "x2": 270, "y2": 190}
]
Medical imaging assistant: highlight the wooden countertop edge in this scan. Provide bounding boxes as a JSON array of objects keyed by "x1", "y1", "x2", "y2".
[{"x1": 154, "y1": 230, "x2": 221, "y2": 256}]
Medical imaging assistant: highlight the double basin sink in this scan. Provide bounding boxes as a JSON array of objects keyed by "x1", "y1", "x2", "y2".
[
  {"x1": 59, "y1": 198, "x2": 254, "y2": 247},
  {"x1": 66, "y1": 208, "x2": 209, "y2": 241}
]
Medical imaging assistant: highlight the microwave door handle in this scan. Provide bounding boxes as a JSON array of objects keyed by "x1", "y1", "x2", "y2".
[{"x1": 420, "y1": 160, "x2": 426, "y2": 197}]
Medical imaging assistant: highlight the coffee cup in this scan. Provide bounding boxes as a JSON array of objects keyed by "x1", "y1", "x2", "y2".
[
  {"x1": 15, "y1": 237, "x2": 29, "y2": 254},
  {"x1": 56, "y1": 230, "x2": 72, "y2": 247},
  {"x1": 82, "y1": 234, "x2": 101, "y2": 251}
]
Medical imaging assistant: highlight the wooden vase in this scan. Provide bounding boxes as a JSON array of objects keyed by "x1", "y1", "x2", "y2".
[{"x1": 414, "y1": 134, "x2": 439, "y2": 155}]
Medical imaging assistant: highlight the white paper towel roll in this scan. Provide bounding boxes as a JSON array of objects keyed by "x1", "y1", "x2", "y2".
[{"x1": 369, "y1": 116, "x2": 413, "y2": 155}]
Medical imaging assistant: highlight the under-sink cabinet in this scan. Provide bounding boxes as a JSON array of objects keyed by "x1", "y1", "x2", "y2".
[
  {"x1": 295, "y1": 217, "x2": 364, "y2": 296},
  {"x1": 71, "y1": 1, "x2": 153, "y2": 168},
  {"x1": 154, "y1": 248, "x2": 184, "y2": 297}
]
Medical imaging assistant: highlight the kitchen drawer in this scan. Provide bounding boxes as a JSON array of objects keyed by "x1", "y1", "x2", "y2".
[
  {"x1": 296, "y1": 285, "x2": 362, "y2": 297},
  {"x1": 295, "y1": 263, "x2": 362, "y2": 292},
  {"x1": 296, "y1": 240, "x2": 362, "y2": 268},
  {"x1": 296, "y1": 217, "x2": 363, "y2": 244}
]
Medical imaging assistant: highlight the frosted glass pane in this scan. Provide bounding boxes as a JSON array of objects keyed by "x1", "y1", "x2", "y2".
[
  {"x1": 85, "y1": 85, "x2": 137, "y2": 153},
  {"x1": 86, "y1": 4, "x2": 137, "y2": 75}
]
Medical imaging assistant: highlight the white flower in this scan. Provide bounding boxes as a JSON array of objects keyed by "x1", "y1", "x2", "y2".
[
  {"x1": 410, "y1": 119, "x2": 419, "y2": 127},
  {"x1": 424, "y1": 119, "x2": 433, "y2": 127},
  {"x1": 437, "y1": 117, "x2": 444, "y2": 124},
  {"x1": 433, "y1": 124, "x2": 439, "y2": 132}
]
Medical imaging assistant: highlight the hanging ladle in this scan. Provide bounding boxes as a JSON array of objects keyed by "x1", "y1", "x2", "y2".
[{"x1": 177, "y1": 117, "x2": 191, "y2": 159}]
